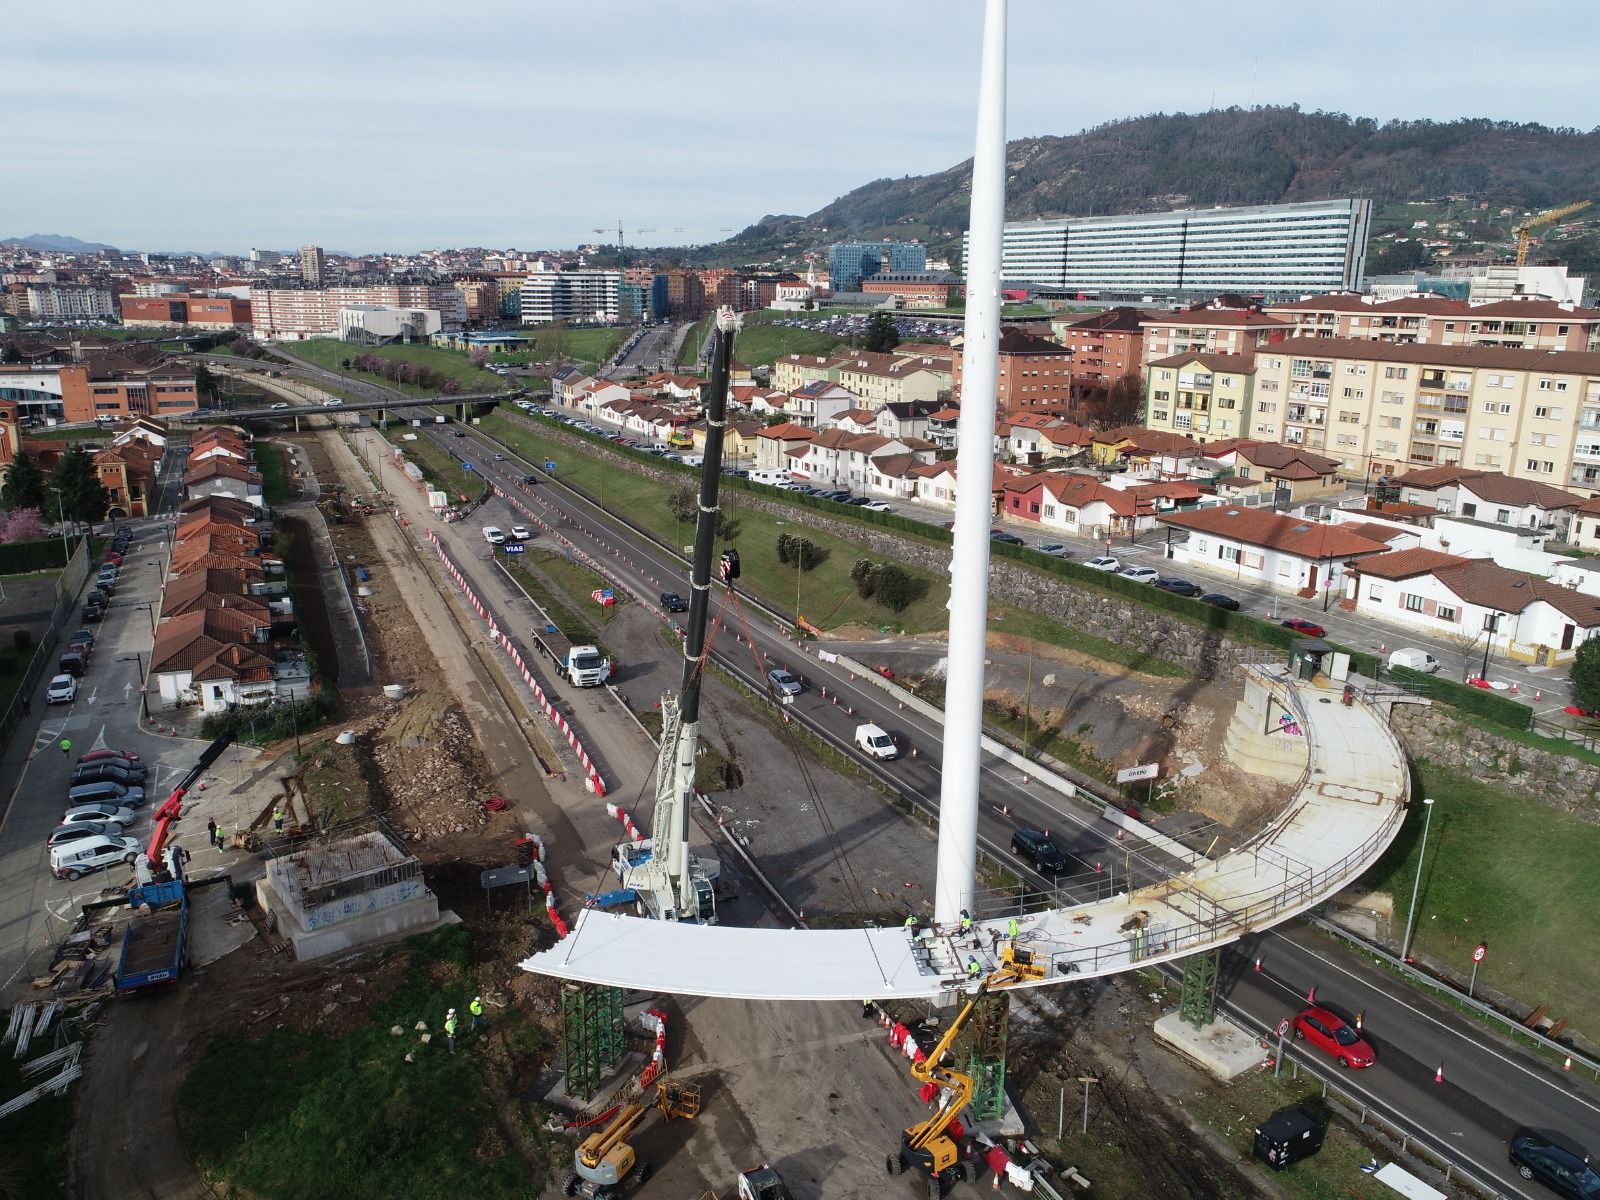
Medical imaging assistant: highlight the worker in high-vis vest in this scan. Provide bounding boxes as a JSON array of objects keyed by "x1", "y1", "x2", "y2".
[
  {"x1": 960, "y1": 909, "x2": 973, "y2": 934},
  {"x1": 469, "y1": 995, "x2": 486, "y2": 1032},
  {"x1": 1007, "y1": 917, "x2": 1020, "y2": 942},
  {"x1": 904, "y1": 914, "x2": 918, "y2": 932},
  {"x1": 444, "y1": 1008, "x2": 458, "y2": 1054},
  {"x1": 966, "y1": 957, "x2": 982, "y2": 980}
]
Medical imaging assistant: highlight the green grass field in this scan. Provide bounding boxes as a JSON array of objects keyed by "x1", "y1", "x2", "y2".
[
  {"x1": 179, "y1": 927, "x2": 557, "y2": 1200},
  {"x1": 676, "y1": 315, "x2": 713, "y2": 368},
  {"x1": 725, "y1": 312, "x2": 848, "y2": 367},
  {"x1": 278, "y1": 340, "x2": 509, "y2": 396},
  {"x1": 254, "y1": 442, "x2": 290, "y2": 507},
  {"x1": 1361, "y1": 760, "x2": 1600, "y2": 1033}
]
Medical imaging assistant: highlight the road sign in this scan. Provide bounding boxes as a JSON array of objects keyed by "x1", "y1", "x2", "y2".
[
  {"x1": 502, "y1": 543, "x2": 526, "y2": 554},
  {"x1": 1472, "y1": 942, "x2": 1486, "y2": 963},
  {"x1": 1276, "y1": 1018, "x2": 1290, "y2": 1038},
  {"x1": 544, "y1": 460, "x2": 557, "y2": 472},
  {"x1": 462, "y1": 461, "x2": 474, "y2": 472},
  {"x1": 1116, "y1": 763, "x2": 1159, "y2": 784}
]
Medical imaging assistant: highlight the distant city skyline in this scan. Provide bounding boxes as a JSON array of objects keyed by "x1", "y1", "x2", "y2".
[{"x1": 5, "y1": 0, "x2": 1598, "y2": 255}]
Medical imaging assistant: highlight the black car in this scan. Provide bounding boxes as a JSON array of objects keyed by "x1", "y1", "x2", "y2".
[
  {"x1": 990, "y1": 531, "x2": 1025, "y2": 545},
  {"x1": 1010, "y1": 827, "x2": 1068, "y2": 873},
  {"x1": 69, "y1": 630, "x2": 96, "y2": 652},
  {"x1": 1154, "y1": 577, "x2": 1203, "y2": 597},
  {"x1": 82, "y1": 602, "x2": 104, "y2": 623},
  {"x1": 1508, "y1": 1128, "x2": 1600, "y2": 1198},
  {"x1": 847, "y1": 496, "x2": 872, "y2": 506},
  {"x1": 522, "y1": 475, "x2": 539, "y2": 485},
  {"x1": 1199, "y1": 593, "x2": 1241, "y2": 611},
  {"x1": 71, "y1": 761, "x2": 149, "y2": 787},
  {"x1": 659, "y1": 591, "x2": 689, "y2": 613}
]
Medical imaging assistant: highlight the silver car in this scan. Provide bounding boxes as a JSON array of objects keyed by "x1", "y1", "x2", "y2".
[
  {"x1": 62, "y1": 803, "x2": 136, "y2": 828},
  {"x1": 766, "y1": 668, "x2": 803, "y2": 697}
]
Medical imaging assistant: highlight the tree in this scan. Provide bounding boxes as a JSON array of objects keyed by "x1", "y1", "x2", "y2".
[
  {"x1": 194, "y1": 362, "x2": 220, "y2": 404},
  {"x1": 668, "y1": 486, "x2": 697, "y2": 523},
  {"x1": 0, "y1": 343, "x2": 20, "y2": 364},
  {"x1": 441, "y1": 379, "x2": 461, "y2": 396},
  {"x1": 0, "y1": 506, "x2": 46, "y2": 542},
  {"x1": 873, "y1": 563, "x2": 917, "y2": 612},
  {"x1": 1367, "y1": 238, "x2": 1432, "y2": 275},
  {"x1": 776, "y1": 532, "x2": 795, "y2": 564},
  {"x1": 1097, "y1": 372, "x2": 1147, "y2": 430},
  {"x1": 861, "y1": 311, "x2": 901, "y2": 354},
  {"x1": 1, "y1": 448, "x2": 47, "y2": 512},
  {"x1": 50, "y1": 446, "x2": 109, "y2": 530},
  {"x1": 1572, "y1": 637, "x2": 1600, "y2": 712},
  {"x1": 851, "y1": 558, "x2": 877, "y2": 599}
]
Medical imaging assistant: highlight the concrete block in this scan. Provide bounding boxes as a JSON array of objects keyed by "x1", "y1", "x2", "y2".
[{"x1": 1152, "y1": 1011, "x2": 1265, "y2": 1082}]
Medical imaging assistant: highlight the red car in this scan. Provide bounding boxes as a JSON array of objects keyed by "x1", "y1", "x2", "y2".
[
  {"x1": 873, "y1": 664, "x2": 895, "y2": 680},
  {"x1": 1293, "y1": 1005, "x2": 1375, "y2": 1068},
  {"x1": 77, "y1": 748, "x2": 142, "y2": 765},
  {"x1": 1280, "y1": 618, "x2": 1327, "y2": 638}
]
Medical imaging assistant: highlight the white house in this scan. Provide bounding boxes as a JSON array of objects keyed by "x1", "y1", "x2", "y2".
[
  {"x1": 755, "y1": 422, "x2": 815, "y2": 472},
  {"x1": 787, "y1": 381, "x2": 858, "y2": 429},
  {"x1": 800, "y1": 429, "x2": 936, "y2": 492},
  {"x1": 1157, "y1": 505, "x2": 1392, "y2": 597},
  {"x1": 1453, "y1": 474, "x2": 1585, "y2": 542},
  {"x1": 150, "y1": 609, "x2": 276, "y2": 713},
  {"x1": 1350, "y1": 547, "x2": 1600, "y2": 667}
]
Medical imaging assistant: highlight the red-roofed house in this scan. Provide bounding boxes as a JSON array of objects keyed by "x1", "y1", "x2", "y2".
[
  {"x1": 184, "y1": 458, "x2": 264, "y2": 508},
  {"x1": 755, "y1": 422, "x2": 815, "y2": 472},
  {"x1": 1158, "y1": 505, "x2": 1392, "y2": 597},
  {"x1": 151, "y1": 608, "x2": 276, "y2": 712}
]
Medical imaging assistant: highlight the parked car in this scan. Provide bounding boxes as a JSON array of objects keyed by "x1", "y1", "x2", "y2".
[
  {"x1": 66, "y1": 780, "x2": 146, "y2": 808},
  {"x1": 61, "y1": 803, "x2": 136, "y2": 828},
  {"x1": 71, "y1": 761, "x2": 148, "y2": 787},
  {"x1": 69, "y1": 630, "x2": 96, "y2": 653},
  {"x1": 1280, "y1": 618, "x2": 1327, "y2": 638},
  {"x1": 46, "y1": 674, "x2": 78, "y2": 704},
  {"x1": 1199, "y1": 593, "x2": 1240, "y2": 611},
  {"x1": 659, "y1": 591, "x2": 689, "y2": 613},
  {"x1": 1010, "y1": 827, "x2": 1068, "y2": 873},
  {"x1": 1292, "y1": 1006, "x2": 1375, "y2": 1068},
  {"x1": 82, "y1": 602, "x2": 104, "y2": 623},
  {"x1": 1387, "y1": 648, "x2": 1440, "y2": 673},
  {"x1": 854, "y1": 723, "x2": 900, "y2": 760},
  {"x1": 57, "y1": 649, "x2": 87, "y2": 677},
  {"x1": 1036, "y1": 543, "x2": 1074, "y2": 558},
  {"x1": 846, "y1": 496, "x2": 871, "y2": 506},
  {"x1": 50, "y1": 834, "x2": 142, "y2": 881},
  {"x1": 510, "y1": 526, "x2": 532, "y2": 541},
  {"x1": 1118, "y1": 566, "x2": 1160, "y2": 584},
  {"x1": 990, "y1": 530, "x2": 1025, "y2": 545},
  {"x1": 1154, "y1": 577, "x2": 1203, "y2": 597},
  {"x1": 766, "y1": 668, "x2": 803, "y2": 697},
  {"x1": 77, "y1": 747, "x2": 140, "y2": 765},
  {"x1": 48, "y1": 820, "x2": 118, "y2": 848},
  {"x1": 862, "y1": 501, "x2": 894, "y2": 513},
  {"x1": 1084, "y1": 556, "x2": 1121, "y2": 572},
  {"x1": 1507, "y1": 1128, "x2": 1600, "y2": 1198}
]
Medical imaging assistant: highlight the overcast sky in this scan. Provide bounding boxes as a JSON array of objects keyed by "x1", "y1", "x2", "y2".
[{"x1": 5, "y1": 1, "x2": 1596, "y2": 255}]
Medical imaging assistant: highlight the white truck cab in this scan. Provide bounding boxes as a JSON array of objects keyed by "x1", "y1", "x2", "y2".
[{"x1": 855, "y1": 723, "x2": 899, "y2": 760}]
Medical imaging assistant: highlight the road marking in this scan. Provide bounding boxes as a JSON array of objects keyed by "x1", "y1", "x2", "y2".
[
  {"x1": 1273, "y1": 935, "x2": 1600, "y2": 1120},
  {"x1": 86, "y1": 687, "x2": 98, "y2": 705}
]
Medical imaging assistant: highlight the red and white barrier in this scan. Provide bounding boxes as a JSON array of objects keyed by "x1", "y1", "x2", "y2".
[{"x1": 605, "y1": 802, "x2": 646, "y2": 846}]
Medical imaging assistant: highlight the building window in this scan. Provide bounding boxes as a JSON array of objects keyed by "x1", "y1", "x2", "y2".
[
  {"x1": 1368, "y1": 583, "x2": 1384, "y2": 602},
  {"x1": 1404, "y1": 593, "x2": 1424, "y2": 612},
  {"x1": 1437, "y1": 605, "x2": 1458, "y2": 622}
]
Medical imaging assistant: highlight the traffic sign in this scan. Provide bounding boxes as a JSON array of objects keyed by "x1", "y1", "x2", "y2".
[
  {"x1": 462, "y1": 461, "x2": 474, "y2": 472},
  {"x1": 544, "y1": 460, "x2": 557, "y2": 472},
  {"x1": 502, "y1": 543, "x2": 526, "y2": 555},
  {"x1": 1472, "y1": 942, "x2": 1486, "y2": 963},
  {"x1": 1276, "y1": 1018, "x2": 1291, "y2": 1038},
  {"x1": 1117, "y1": 763, "x2": 1159, "y2": 784}
]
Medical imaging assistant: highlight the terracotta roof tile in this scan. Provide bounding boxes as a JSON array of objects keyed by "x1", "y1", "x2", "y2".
[{"x1": 1159, "y1": 505, "x2": 1392, "y2": 557}]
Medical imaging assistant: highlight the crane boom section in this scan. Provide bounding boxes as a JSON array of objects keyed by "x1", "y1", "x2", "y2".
[{"x1": 578, "y1": 1102, "x2": 651, "y2": 1168}]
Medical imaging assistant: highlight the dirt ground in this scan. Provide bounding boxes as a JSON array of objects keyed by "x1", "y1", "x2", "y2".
[{"x1": 67, "y1": 424, "x2": 1306, "y2": 1200}]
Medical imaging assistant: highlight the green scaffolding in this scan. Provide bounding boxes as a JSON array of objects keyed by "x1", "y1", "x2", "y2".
[
  {"x1": 560, "y1": 982, "x2": 628, "y2": 1101},
  {"x1": 1179, "y1": 948, "x2": 1221, "y2": 1029},
  {"x1": 962, "y1": 992, "x2": 1010, "y2": 1121}
]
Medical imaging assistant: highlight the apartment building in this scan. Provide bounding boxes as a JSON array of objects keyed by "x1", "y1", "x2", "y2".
[
  {"x1": 1249, "y1": 338, "x2": 1600, "y2": 493},
  {"x1": 250, "y1": 286, "x2": 467, "y2": 339},
  {"x1": 980, "y1": 199, "x2": 1371, "y2": 303},
  {"x1": 519, "y1": 270, "x2": 622, "y2": 326},
  {"x1": 828, "y1": 241, "x2": 926, "y2": 292},
  {"x1": 452, "y1": 279, "x2": 502, "y2": 325},
  {"x1": 834, "y1": 352, "x2": 946, "y2": 408},
  {"x1": 299, "y1": 245, "x2": 326, "y2": 286},
  {"x1": 951, "y1": 328, "x2": 1074, "y2": 416},
  {"x1": 20, "y1": 283, "x2": 117, "y2": 322},
  {"x1": 1268, "y1": 295, "x2": 1600, "y2": 352},
  {"x1": 1144, "y1": 353, "x2": 1257, "y2": 441},
  {"x1": 1140, "y1": 307, "x2": 1294, "y2": 365},
  {"x1": 1050, "y1": 307, "x2": 1147, "y2": 398},
  {"x1": 120, "y1": 294, "x2": 253, "y2": 329}
]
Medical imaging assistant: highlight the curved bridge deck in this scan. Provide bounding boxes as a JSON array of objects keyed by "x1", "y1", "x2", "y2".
[{"x1": 521, "y1": 666, "x2": 1409, "y2": 1000}]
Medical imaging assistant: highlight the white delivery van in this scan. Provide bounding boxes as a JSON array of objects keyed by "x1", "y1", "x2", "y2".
[
  {"x1": 1387, "y1": 648, "x2": 1440, "y2": 673},
  {"x1": 482, "y1": 526, "x2": 506, "y2": 545},
  {"x1": 855, "y1": 723, "x2": 900, "y2": 760}
]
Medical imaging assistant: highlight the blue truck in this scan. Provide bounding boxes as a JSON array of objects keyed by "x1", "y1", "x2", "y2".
[{"x1": 115, "y1": 851, "x2": 190, "y2": 992}]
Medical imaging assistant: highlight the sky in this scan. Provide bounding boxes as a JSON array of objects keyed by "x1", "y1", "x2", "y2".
[{"x1": 5, "y1": 0, "x2": 1597, "y2": 255}]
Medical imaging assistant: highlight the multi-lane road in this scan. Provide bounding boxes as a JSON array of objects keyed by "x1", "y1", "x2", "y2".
[{"x1": 236, "y1": 357, "x2": 1598, "y2": 1197}]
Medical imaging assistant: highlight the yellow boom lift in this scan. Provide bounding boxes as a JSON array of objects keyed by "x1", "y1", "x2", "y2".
[{"x1": 563, "y1": 1077, "x2": 701, "y2": 1199}]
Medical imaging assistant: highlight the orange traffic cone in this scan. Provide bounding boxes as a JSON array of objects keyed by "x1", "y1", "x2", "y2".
[
  {"x1": 1253, "y1": 957, "x2": 1262, "y2": 973},
  {"x1": 1434, "y1": 1063, "x2": 1444, "y2": 1083},
  {"x1": 1534, "y1": 689, "x2": 1542, "y2": 701},
  {"x1": 1307, "y1": 985, "x2": 1317, "y2": 1003},
  {"x1": 1564, "y1": 1055, "x2": 1573, "y2": 1072}
]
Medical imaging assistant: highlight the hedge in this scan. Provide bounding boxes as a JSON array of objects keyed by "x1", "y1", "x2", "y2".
[
  {"x1": 1392, "y1": 666, "x2": 1534, "y2": 732},
  {"x1": 0, "y1": 536, "x2": 90, "y2": 575}
]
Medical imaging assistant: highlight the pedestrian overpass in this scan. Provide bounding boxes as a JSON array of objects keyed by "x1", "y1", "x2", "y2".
[{"x1": 521, "y1": 663, "x2": 1411, "y2": 1000}]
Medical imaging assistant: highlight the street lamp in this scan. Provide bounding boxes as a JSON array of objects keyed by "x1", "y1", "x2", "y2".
[
  {"x1": 50, "y1": 488, "x2": 70, "y2": 564},
  {"x1": 1400, "y1": 797, "x2": 1436, "y2": 962},
  {"x1": 1481, "y1": 612, "x2": 1502, "y2": 682}
]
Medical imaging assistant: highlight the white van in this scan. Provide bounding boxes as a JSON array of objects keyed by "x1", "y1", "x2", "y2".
[
  {"x1": 482, "y1": 526, "x2": 506, "y2": 546},
  {"x1": 855, "y1": 723, "x2": 900, "y2": 760},
  {"x1": 51, "y1": 834, "x2": 141, "y2": 880},
  {"x1": 1388, "y1": 648, "x2": 1440, "y2": 674},
  {"x1": 749, "y1": 469, "x2": 792, "y2": 486}
]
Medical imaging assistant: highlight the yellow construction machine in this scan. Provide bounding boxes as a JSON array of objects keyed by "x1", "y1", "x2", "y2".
[
  {"x1": 563, "y1": 1077, "x2": 701, "y2": 1199},
  {"x1": 1515, "y1": 201, "x2": 1591, "y2": 267},
  {"x1": 885, "y1": 947, "x2": 1038, "y2": 1197}
]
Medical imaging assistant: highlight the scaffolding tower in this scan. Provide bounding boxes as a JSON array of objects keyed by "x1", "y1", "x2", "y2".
[
  {"x1": 962, "y1": 992, "x2": 1010, "y2": 1121},
  {"x1": 560, "y1": 982, "x2": 628, "y2": 1101},
  {"x1": 1179, "y1": 949, "x2": 1221, "y2": 1028}
]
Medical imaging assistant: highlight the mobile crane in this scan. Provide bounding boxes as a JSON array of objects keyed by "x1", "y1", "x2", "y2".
[
  {"x1": 562, "y1": 1076, "x2": 701, "y2": 1198},
  {"x1": 886, "y1": 945, "x2": 1041, "y2": 1198},
  {"x1": 613, "y1": 309, "x2": 740, "y2": 923}
]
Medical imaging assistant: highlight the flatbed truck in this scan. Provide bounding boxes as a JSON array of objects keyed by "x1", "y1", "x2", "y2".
[{"x1": 531, "y1": 624, "x2": 612, "y2": 687}]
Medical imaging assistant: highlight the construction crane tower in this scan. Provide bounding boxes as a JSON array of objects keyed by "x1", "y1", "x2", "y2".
[{"x1": 1514, "y1": 201, "x2": 1592, "y2": 267}]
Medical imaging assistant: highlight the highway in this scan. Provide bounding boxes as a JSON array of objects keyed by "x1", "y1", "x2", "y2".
[{"x1": 252, "y1": 355, "x2": 1598, "y2": 1197}]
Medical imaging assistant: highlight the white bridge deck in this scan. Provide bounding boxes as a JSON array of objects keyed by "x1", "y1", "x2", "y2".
[{"x1": 521, "y1": 668, "x2": 1409, "y2": 1000}]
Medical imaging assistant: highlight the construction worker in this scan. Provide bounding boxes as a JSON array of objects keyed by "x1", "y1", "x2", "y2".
[
  {"x1": 1007, "y1": 916, "x2": 1020, "y2": 943},
  {"x1": 469, "y1": 995, "x2": 486, "y2": 1032},
  {"x1": 207, "y1": 817, "x2": 219, "y2": 849},
  {"x1": 966, "y1": 956, "x2": 982, "y2": 980},
  {"x1": 862, "y1": 999, "x2": 874, "y2": 1021},
  {"x1": 960, "y1": 909, "x2": 973, "y2": 936},
  {"x1": 273, "y1": 807, "x2": 285, "y2": 834},
  {"x1": 444, "y1": 1008, "x2": 458, "y2": 1054},
  {"x1": 904, "y1": 913, "x2": 918, "y2": 934},
  {"x1": 59, "y1": 737, "x2": 72, "y2": 756}
]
